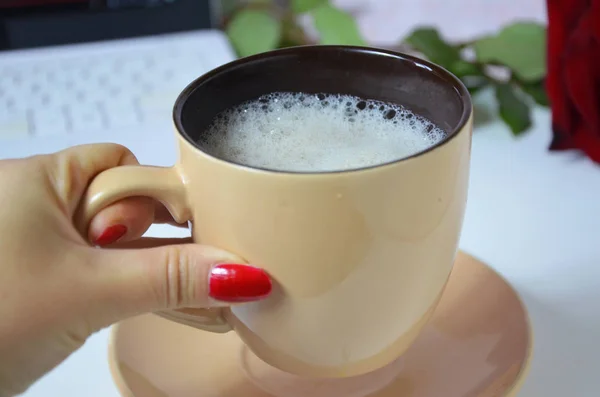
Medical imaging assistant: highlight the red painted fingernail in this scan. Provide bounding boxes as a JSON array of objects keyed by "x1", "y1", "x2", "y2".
[
  {"x1": 94, "y1": 224, "x2": 127, "y2": 246},
  {"x1": 209, "y1": 264, "x2": 272, "y2": 303}
]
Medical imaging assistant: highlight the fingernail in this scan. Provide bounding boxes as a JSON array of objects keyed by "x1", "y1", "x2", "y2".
[
  {"x1": 94, "y1": 224, "x2": 127, "y2": 246},
  {"x1": 209, "y1": 264, "x2": 272, "y2": 303}
]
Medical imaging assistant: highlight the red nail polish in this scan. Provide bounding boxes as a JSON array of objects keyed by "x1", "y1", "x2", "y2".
[
  {"x1": 94, "y1": 224, "x2": 127, "y2": 246},
  {"x1": 209, "y1": 264, "x2": 272, "y2": 303}
]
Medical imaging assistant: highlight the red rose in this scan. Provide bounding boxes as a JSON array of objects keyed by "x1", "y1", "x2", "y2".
[{"x1": 546, "y1": 0, "x2": 600, "y2": 164}]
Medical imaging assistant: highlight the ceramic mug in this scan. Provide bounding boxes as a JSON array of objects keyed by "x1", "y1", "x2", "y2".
[{"x1": 77, "y1": 46, "x2": 473, "y2": 378}]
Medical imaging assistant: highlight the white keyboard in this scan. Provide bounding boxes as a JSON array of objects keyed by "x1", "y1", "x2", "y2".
[{"x1": 0, "y1": 30, "x2": 235, "y2": 142}]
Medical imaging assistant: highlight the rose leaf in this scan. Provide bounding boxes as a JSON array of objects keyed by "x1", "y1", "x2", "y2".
[
  {"x1": 404, "y1": 27, "x2": 461, "y2": 68},
  {"x1": 311, "y1": 4, "x2": 366, "y2": 46},
  {"x1": 521, "y1": 79, "x2": 550, "y2": 107},
  {"x1": 495, "y1": 83, "x2": 532, "y2": 135},
  {"x1": 226, "y1": 9, "x2": 281, "y2": 58},
  {"x1": 474, "y1": 22, "x2": 546, "y2": 82},
  {"x1": 450, "y1": 60, "x2": 482, "y2": 78}
]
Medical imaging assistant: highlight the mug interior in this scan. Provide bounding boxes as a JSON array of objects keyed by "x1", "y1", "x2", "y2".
[{"x1": 173, "y1": 45, "x2": 471, "y2": 172}]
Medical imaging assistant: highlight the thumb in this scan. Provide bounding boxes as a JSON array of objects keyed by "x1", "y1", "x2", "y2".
[{"x1": 87, "y1": 243, "x2": 272, "y2": 325}]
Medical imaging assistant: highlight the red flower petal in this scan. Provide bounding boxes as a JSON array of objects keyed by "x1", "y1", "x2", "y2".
[
  {"x1": 546, "y1": 0, "x2": 600, "y2": 164},
  {"x1": 546, "y1": 0, "x2": 582, "y2": 150},
  {"x1": 564, "y1": 12, "x2": 600, "y2": 134}
]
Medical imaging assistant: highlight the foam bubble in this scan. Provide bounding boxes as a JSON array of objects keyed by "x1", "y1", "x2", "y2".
[{"x1": 200, "y1": 92, "x2": 447, "y2": 172}]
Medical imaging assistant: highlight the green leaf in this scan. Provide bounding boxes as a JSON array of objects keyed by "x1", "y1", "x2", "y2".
[
  {"x1": 279, "y1": 15, "x2": 308, "y2": 48},
  {"x1": 521, "y1": 80, "x2": 549, "y2": 107},
  {"x1": 474, "y1": 22, "x2": 546, "y2": 81},
  {"x1": 449, "y1": 60, "x2": 481, "y2": 77},
  {"x1": 292, "y1": 0, "x2": 328, "y2": 13},
  {"x1": 495, "y1": 83, "x2": 532, "y2": 135},
  {"x1": 404, "y1": 28, "x2": 461, "y2": 68},
  {"x1": 226, "y1": 9, "x2": 281, "y2": 58},
  {"x1": 311, "y1": 4, "x2": 366, "y2": 46}
]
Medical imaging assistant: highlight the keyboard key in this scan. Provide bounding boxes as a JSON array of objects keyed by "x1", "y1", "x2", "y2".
[
  {"x1": 31, "y1": 106, "x2": 69, "y2": 137},
  {"x1": 69, "y1": 103, "x2": 105, "y2": 133},
  {"x1": 4, "y1": 82, "x2": 33, "y2": 109},
  {"x1": 103, "y1": 100, "x2": 139, "y2": 128},
  {"x1": 0, "y1": 110, "x2": 29, "y2": 139}
]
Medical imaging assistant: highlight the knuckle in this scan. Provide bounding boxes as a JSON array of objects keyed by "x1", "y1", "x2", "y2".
[
  {"x1": 160, "y1": 246, "x2": 197, "y2": 309},
  {"x1": 47, "y1": 143, "x2": 140, "y2": 214},
  {"x1": 49, "y1": 154, "x2": 85, "y2": 211},
  {"x1": 109, "y1": 143, "x2": 139, "y2": 165}
]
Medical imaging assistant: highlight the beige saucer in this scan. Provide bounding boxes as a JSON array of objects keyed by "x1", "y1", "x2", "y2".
[{"x1": 108, "y1": 251, "x2": 533, "y2": 397}]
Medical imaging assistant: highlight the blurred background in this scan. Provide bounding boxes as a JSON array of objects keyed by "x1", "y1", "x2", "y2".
[
  {"x1": 335, "y1": 0, "x2": 546, "y2": 44},
  {"x1": 0, "y1": 0, "x2": 547, "y2": 144}
]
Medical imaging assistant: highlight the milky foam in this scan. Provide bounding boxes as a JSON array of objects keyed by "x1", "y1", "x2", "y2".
[{"x1": 200, "y1": 92, "x2": 447, "y2": 172}]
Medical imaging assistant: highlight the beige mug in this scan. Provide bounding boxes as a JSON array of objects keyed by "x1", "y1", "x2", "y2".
[{"x1": 77, "y1": 46, "x2": 473, "y2": 378}]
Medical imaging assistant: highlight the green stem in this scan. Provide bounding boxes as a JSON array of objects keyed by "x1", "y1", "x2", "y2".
[{"x1": 456, "y1": 40, "x2": 476, "y2": 49}]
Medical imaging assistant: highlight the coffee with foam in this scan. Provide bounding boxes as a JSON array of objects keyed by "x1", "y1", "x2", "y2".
[{"x1": 200, "y1": 92, "x2": 447, "y2": 172}]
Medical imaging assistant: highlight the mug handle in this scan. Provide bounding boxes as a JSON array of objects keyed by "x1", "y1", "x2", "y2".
[{"x1": 75, "y1": 165, "x2": 233, "y2": 334}]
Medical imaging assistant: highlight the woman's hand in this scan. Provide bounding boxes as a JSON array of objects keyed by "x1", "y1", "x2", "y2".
[{"x1": 0, "y1": 144, "x2": 272, "y2": 396}]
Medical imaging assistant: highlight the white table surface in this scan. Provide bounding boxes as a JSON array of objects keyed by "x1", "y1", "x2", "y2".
[{"x1": 11, "y1": 100, "x2": 600, "y2": 397}]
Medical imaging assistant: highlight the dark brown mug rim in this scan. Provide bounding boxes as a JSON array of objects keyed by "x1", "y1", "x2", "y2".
[{"x1": 172, "y1": 45, "x2": 472, "y2": 175}]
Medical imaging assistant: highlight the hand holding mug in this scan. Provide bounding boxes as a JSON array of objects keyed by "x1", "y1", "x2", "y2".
[
  {"x1": 0, "y1": 144, "x2": 272, "y2": 397},
  {"x1": 76, "y1": 47, "x2": 473, "y2": 378}
]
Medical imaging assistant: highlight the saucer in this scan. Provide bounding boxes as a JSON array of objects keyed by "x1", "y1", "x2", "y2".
[{"x1": 108, "y1": 251, "x2": 533, "y2": 397}]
